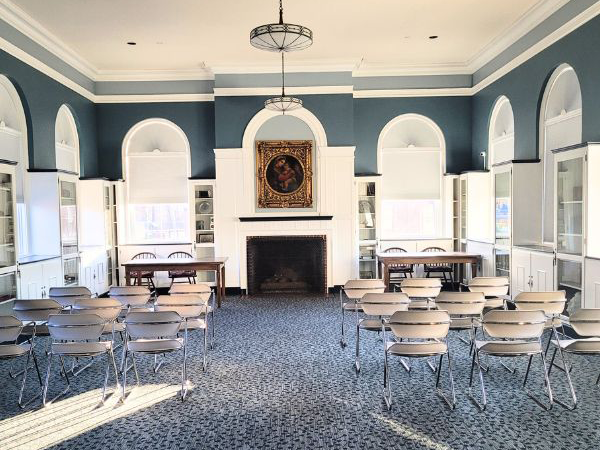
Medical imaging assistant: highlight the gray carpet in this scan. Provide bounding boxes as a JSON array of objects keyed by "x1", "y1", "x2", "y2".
[{"x1": 1, "y1": 294, "x2": 600, "y2": 449}]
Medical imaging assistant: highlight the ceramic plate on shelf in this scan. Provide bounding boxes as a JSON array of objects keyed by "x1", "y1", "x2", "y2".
[
  {"x1": 197, "y1": 201, "x2": 213, "y2": 214},
  {"x1": 358, "y1": 200, "x2": 373, "y2": 214}
]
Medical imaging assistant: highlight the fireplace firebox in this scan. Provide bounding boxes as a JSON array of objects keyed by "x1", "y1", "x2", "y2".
[{"x1": 246, "y1": 235, "x2": 327, "y2": 295}]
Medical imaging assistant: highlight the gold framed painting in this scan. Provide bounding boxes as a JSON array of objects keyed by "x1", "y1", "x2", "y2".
[{"x1": 256, "y1": 140, "x2": 313, "y2": 208}]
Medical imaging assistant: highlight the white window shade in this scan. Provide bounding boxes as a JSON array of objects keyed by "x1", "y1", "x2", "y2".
[
  {"x1": 128, "y1": 154, "x2": 188, "y2": 204},
  {"x1": 381, "y1": 149, "x2": 441, "y2": 199}
]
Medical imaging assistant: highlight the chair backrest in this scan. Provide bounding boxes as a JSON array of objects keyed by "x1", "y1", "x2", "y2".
[
  {"x1": 124, "y1": 311, "x2": 182, "y2": 339},
  {"x1": 13, "y1": 299, "x2": 62, "y2": 322},
  {"x1": 168, "y1": 251, "x2": 193, "y2": 259},
  {"x1": 343, "y1": 279, "x2": 385, "y2": 299},
  {"x1": 48, "y1": 286, "x2": 93, "y2": 308},
  {"x1": 569, "y1": 309, "x2": 600, "y2": 337},
  {"x1": 435, "y1": 291, "x2": 486, "y2": 316},
  {"x1": 71, "y1": 298, "x2": 122, "y2": 322},
  {"x1": 388, "y1": 310, "x2": 450, "y2": 339},
  {"x1": 47, "y1": 313, "x2": 105, "y2": 341},
  {"x1": 514, "y1": 291, "x2": 566, "y2": 316},
  {"x1": 133, "y1": 252, "x2": 156, "y2": 260},
  {"x1": 109, "y1": 286, "x2": 151, "y2": 308},
  {"x1": 468, "y1": 277, "x2": 509, "y2": 297},
  {"x1": 400, "y1": 278, "x2": 442, "y2": 299},
  {"x1": 482, "y1": 310, "x2": 546, "y2": 339},
  {"x1": 169, "y1": 284, "x2": 211, "y2": 295},
  {"x1": 422, "y1": 247, "x2": 448, "y2": 268},
  {"x1": 360, "y1": 293, "x2": 410, "y2": 316},
  {"x1": 384, "y1": 247, "x2": 407, "y2": 253},
  {"x1": 0, "y1": 315, "x2": 23, "y2": 342},
  {"x1": 155, "y1": 295, "x2": 207, "y2": 319}
]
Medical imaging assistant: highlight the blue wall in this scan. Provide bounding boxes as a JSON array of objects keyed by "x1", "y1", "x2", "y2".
[
  {"x1": 95, "y1": 102, "x2": 216, "y2": 180},
  {"x1": 0, "y1": 50, "x2": 97, "y2": 175},
  {"x1": 472, "y1": 14, "x2": 600, "y2": 166},
  {"x1": 354, "y1": 97, "x2": 473, "y2": 174},
  {"x1": 215, "y1": 94, "x2": 354, "y2": 148}
]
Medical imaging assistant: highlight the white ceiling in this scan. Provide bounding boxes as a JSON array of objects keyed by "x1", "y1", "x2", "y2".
[{"x1": 6, "y1": 0, "x2": 562, "y2": 77}]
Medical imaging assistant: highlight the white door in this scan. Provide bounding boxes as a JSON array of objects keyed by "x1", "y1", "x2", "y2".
[
  {"x1": 18, "y1": 263, "x2": 43, "y2": 298},
  {"x1": 530, "y1": 252, "x2": 554, "y2": 291},
  {"x1": 511, "y1": 248, "x2": 531, "y2": 296}
]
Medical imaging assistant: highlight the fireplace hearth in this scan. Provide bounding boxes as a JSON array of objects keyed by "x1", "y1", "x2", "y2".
[{"x1": 247, "y1": 235, "x2": 327, "y2": 295}]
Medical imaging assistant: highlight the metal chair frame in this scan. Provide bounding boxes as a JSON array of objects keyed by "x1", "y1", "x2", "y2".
[
  {"x1": 169, "y1": 284, "x2": 215, "y2": 349},
  {"x1": 339, "y1": 279, "x2": 385, "y2": 348}
]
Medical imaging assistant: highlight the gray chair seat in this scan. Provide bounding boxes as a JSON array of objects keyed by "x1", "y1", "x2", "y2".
[
  {"x1": 342, "y1": 303, "x2": 363, "y2": 311},
  {"x1": 552, "y1": 337, "x2": 600, "y2": 353},
  {"x1": 51, "y1": 341, "x2": 112, "y2": 357},
  {"x1": 127, "y1": 338, "x2": 184, "y2": 353},
  {"x1": 386, "y1": 341, "x2": 447, "y2": 356},
  {"x1": 102, "y1": 322, "x2": 125, "y2": 334},
  {"x1": 449, "y1": 317, "x2": 481, "y2": 330},
  {"x1": 484, "y1": 297, "x2": 505, "y2": 309},
  {"x1": 359, "y1": 319, "x2": 386, "y2": 330},
  {"x1": 0, "y1": 343, "x2": 30, "y2": 358},
  {"x1": 476, "y1": 340, "x2": 541, "y2": 356},
  {"x1": 181, "y1": 318, "x2": 207, "y2": 331}
]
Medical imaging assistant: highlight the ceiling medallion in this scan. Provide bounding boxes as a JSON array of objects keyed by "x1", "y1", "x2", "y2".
[{"x1": 250, "y1": 0, "x2": 313, "y2": 52}]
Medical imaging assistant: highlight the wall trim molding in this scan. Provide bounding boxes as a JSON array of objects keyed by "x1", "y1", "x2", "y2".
[
  {"x1": 214, "y1": 86, "x2": 353, "y2": 97},
  {"x1": 353, "y1": 88, "x2": 474, "y2": 98},
  {"x1": 94, "y1": 93, "x2": 214, "y2": 103}
]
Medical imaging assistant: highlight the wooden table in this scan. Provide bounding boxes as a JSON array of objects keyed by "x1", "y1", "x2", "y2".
[
  {"x1": 376, "y1": 251, "x2": 481, "y2": 291},
  {"x1": 122, "y1": 257, "x2": 228, "y2": 307}
]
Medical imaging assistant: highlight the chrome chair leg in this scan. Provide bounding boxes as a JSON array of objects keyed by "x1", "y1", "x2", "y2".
[
  {"x1": 435, "y1": 351, "x2": 456, "y2": 410},
  {"x1": 548, "y1": 347, "x2": 577, "y2": 410},
  {"x1": 355, "y1": 322, "x2": 361, "y2": 374},
  {"x1": 468, "y1": 349, "x2": 487, "y2": 411},
  {"x1": 383, "y1": 349, "x2": 392, "y2": 410},
  {"x1": 42, "y1": 353, "x2": 53, "y2": 406},
  {"x1": 340, "y1": 291, "x2": 347, "y2": 348},
  {"x1": 203, "y1": 327, "x2": 208, "y2": 372},
  {"x1": 523, "y1": 352, "x2": 553, "y2": 410}
]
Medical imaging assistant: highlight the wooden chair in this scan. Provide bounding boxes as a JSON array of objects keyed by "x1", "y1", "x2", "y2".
[
  {"x1": 168, "y1": 251, "x2": 197, "y2": 287},
  {"x1": 130, "y1": 252, "x2": 156, "y2": 290},
  {"x1": 383, "y1": 247, "x2": 413, "y2": 290},
  {"x1": 422, "y1": 247, "x2": 454, "y2": 288}
]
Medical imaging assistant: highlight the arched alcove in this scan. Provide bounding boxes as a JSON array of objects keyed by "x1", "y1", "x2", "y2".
[
  {"x1": 377, "y1": 114, "x2": 446, "y2": 238},
  {"x1": 540, "y1": 64, "x2": 582, "y2": 243},
  {"x1": 122, "y1": 118, "x2": 191, "y2": 243},
  {"x1": 488, "y1": 96, "x2": 515, "y2": 167},
  {"x1": 55, "y1": 104, "x2": 80, "y2": 174}
]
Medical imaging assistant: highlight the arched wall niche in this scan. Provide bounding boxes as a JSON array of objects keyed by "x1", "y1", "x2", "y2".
[
  {"x1": 539, "y1": 64, "x2": 583, "y2": 243},
  {"x1": 488, "y1": 95, "x2": 515, "y2": 167},
  {"x1": 55, "y1": 104, "x2": 80, "y2": 174}
]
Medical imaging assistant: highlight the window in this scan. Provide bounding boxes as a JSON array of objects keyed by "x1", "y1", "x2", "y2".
[
  {"x1": 123, "y1": 119, "x2": 191, "y2": 244},
  {"x1": 378, "y1": 114, "x2": 445, "y2": 239}
]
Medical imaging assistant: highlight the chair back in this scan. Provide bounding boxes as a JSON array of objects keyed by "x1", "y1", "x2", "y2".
[
  {"x1": 71, "y1": 298, "x2": 122, "y2": 322},
  {"x1": 13, "y1": 299, "x2": 62, "y2": 322},
  {"x1": 468, "y1": 277, "x2": 509, "y2": 297},
  {"x1": 0, "y1": 315, "x2": 23, "y2": 342},
  {"x1": 360, "y1": 293, "x2": 410, "y2": 316},
  {"x1": 400, "y1": 278, "x2": 442, "y2": 299},
  {"x1": 169, "y1": 284, "x2": 211, "y2": 295},
  {"x1": 155, "y1": 295, "x2": 207, "y2": 319},
  {"x1": 435, "y1": 291, "x2": 486, "y2": 316},
  {"x1": 47, "y1": 313, "x2": 105, "y2": 341},
  {"x1": 49, "y1": 286, "x2": 92, "y2": 308},
  {"x1": 383, "y1": 247, "x2": 411, "y2": 269},
  {"x1": 514, "y1": 291, "x2": 566, "y2": 316},
  {"x1": 168, "y1": 251, "x2": 193, "y2": 259},
  {"x1": 422, "y1": 246, "x2": 448, "y2": 269},
  {"x1": 109, "y1": 286, "x2": 151, "y2": 308},
  {"x1": 133, "y1": 252, "x2": 156, "y2": 260},
  {"x1": 568, "y1": 309, "x2": 600, "y2": 337},
  {"x1": 124, "y1": 311, "x2": 182, "y2": 339},
  {"x1": 482, "y1": 310, "x2": 546, "y2": 339},
  {"x1": 388, "y1": 310, "x2": 450, "y2": 339},
  {"x1": 343, "y1": 279, "x2": 385, "y2": 299}
]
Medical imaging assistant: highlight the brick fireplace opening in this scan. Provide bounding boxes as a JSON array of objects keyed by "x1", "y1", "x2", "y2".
[{"x1": 246, "y1": 235, "x2": 327, "y2": 295}]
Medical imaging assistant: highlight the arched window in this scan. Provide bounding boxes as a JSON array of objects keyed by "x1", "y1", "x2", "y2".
[
  {"x1": 123, "y1": 118, "x2": 191, "y2": 243},
  {"x1": 488, "y1": 96, "x2": 515, "y2": 167},
  {"x1": 377, "y1": 114, "x2": 446, "y2": 238},
  {"x1": 540, "y1": 64, "x2": 582, "y2": 243},
  {"x1": 0, "y1": 75, "x2": 28, "y2": 257},
  {"x1": 55, "y1": 105, "x2": 80, "y2": 174}
]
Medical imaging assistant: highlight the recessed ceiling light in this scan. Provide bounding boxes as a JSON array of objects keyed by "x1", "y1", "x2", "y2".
[
  {"x1": 429, "y1": 35, "x2": 438, "y2": 40},
  {"x1": 156, "y1": 41, "x2": 164, "y2": 45},
  {"x1": 127, "y1": 41, "x2": 137, "y2": 46}
]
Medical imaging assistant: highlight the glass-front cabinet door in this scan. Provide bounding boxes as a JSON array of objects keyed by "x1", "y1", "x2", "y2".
[
  {"x1": 59, "y1": 179, "x2": 78, "y2": 257},
  {"x1": 0, "y1": 165, "x2": 17, "y2": 302},
  {"x1": 555, "y1": 150, "x2": 585, "y2": 315},
  {"x1": 494, "y1": 170, "x2": 511, "y2": 248}
]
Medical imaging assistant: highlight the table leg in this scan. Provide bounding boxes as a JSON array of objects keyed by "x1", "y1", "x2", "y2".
[
  {"x1": 221, "y1": 265, "x2": 226, "y2": 301},
  {"x1": 458, "y1": 264, "x2": 464, "y2": 292},
  {"x1": 383, "y1": 263, "x2": 390, "y2": 292},
  {"x1": 471, "y1": 262, "x2": 478, "y2": 278},
  {"x1": 216, "y1": 268, "x2": 222, "y2": 308},
  {"x1": 125, "y1": 268, "x2": 131, "y2": 286}
]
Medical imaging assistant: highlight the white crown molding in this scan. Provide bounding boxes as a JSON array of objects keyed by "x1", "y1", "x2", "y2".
[
  {"x1": 467, "y1": 0, "x2": 570, "y2": 72},
  {"x1": 214, "y1": 86, "x2": 353, "y2": 96},
  {"x1": 472, "y1": 0, "x2": 600, "y2": 94},
  {"x1": 353, "y1": 88, "x2": 474, "y2": 98},
  {"x1": 95, "y1": 69, "x2": 215, "y2": 82},
  {"x1": 209, "y1": 59, "x2": 359, "y2": 75},
  {"x1": 0, "y1": 0, "x2": 97, "y2": 80},
  {"x1": 94, "y1": 93, "x2": 214, "y2": 103},
  {"x1": 352, "y1": 63, "x2": 471, "y2": 78}
]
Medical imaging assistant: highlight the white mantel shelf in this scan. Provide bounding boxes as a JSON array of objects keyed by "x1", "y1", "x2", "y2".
[{"x1": 238, "y1": 216, "x2": 333, "y2": 222}]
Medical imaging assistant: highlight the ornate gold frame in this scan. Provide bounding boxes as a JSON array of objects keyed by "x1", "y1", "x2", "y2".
[{"x1": 256, "y1": 140, "x2": 313, "y2": 208}]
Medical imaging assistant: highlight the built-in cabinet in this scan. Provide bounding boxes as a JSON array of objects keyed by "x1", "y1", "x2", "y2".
[
  {"x1": 18, "y1": 257, "x2": 62, "y2": 298},
  {"x1": 0, "y1": 163, "x2": 18, "y2": 302},
  {"x1": 355, "y1": 176, "x2": 379, "y2": 279},
  {"x1": 59, "y1": 175, "x2": 79, "y2": 287},
  {"x1": 190, "y1": 180, "x2": 216, "y2": 284},
  {"x1": 511, "y1": 247, "x2": 554, "y2": 296}
]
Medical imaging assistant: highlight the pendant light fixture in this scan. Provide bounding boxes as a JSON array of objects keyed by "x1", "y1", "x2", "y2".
[
  {"x1": 250, "y1": 0, "x2": 313, "y2": 52},
  {"x1": 264, "y1": 52, "x2": 302, "y2": 114}
]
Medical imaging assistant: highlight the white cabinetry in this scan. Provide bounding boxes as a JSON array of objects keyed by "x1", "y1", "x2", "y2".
[
  {"x1": 18, "y1": 257, "x2": 62, "y2": 298},
  {"x1": 511, "y1": 247, "x2": 555, "y2": 298},
  {"x1": 189, "y1": 180, "x2": 216, "y2": 284}
]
